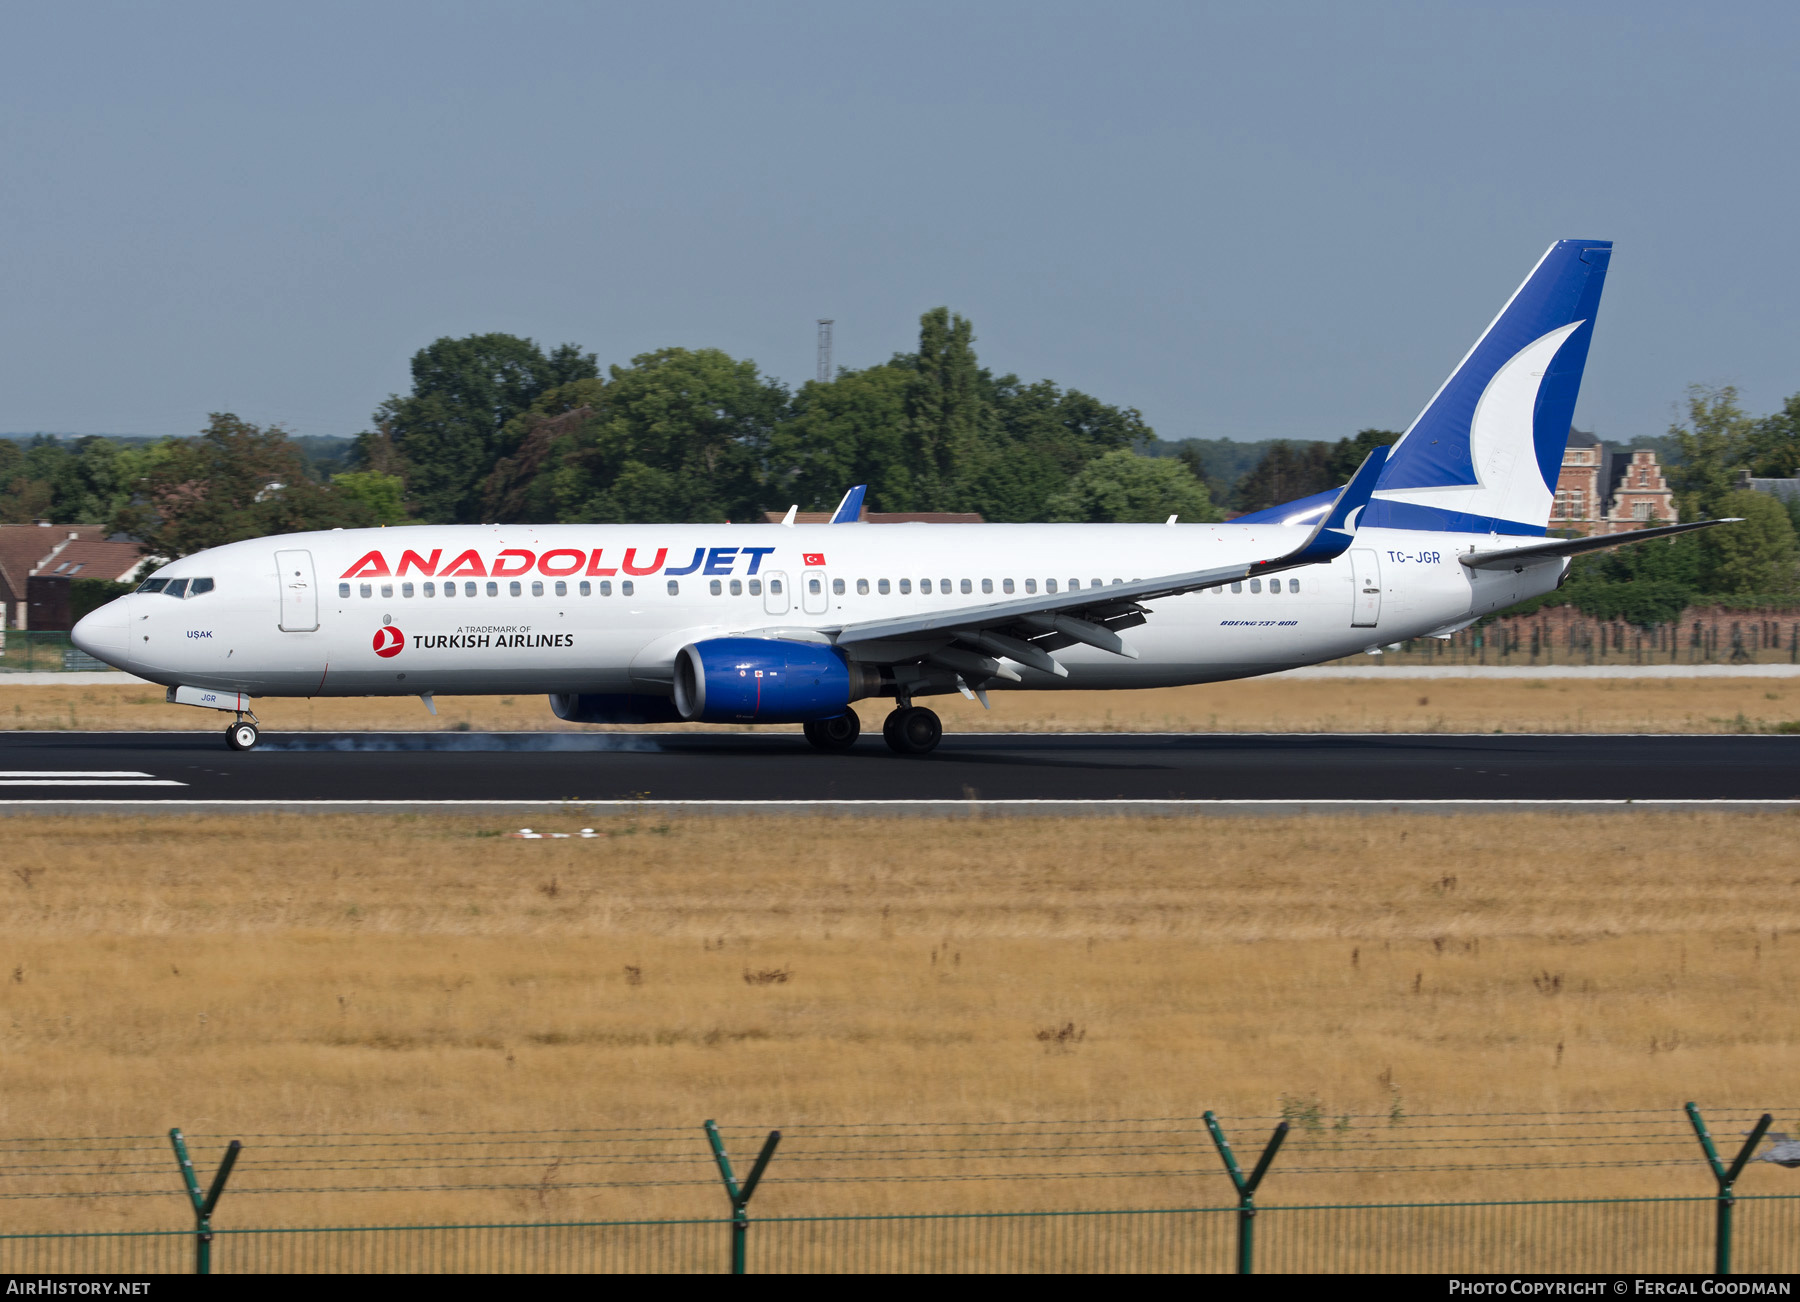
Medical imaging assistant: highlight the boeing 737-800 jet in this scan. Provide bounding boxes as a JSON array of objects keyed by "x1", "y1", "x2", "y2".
[{"x1": 71, "y1": 239, "x2": 1729, "y2": 754}]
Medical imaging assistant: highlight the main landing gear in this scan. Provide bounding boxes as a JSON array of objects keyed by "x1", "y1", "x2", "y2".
[
  {"x1": 882, "y1": 706, "x2": 942, "y2": 756},
  {"x1": 224, "y1": 717, "x2": 261, "y2": 751},
  {"x1": 802, "y1": 711, "x2": 862, "y2": 753}
]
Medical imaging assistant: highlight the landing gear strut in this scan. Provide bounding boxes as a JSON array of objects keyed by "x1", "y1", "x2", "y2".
[
  {"x1": 224, "y1": 717, "x2": 261, "y2": 751},
  {"x1": 803, "y1": 711, "x2": 862, "y2": 753},
  {"x1": 883, "y1": 706, "x2": 942, "y2": 755}
]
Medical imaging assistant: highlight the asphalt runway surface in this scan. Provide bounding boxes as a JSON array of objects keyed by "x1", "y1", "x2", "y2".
[{"x1": 0, "y1": 730, "x2": 1796, "y2": 809}]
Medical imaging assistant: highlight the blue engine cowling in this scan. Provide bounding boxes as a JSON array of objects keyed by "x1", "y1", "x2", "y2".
[{"x1": 672, "y1": 637, "x2": 881, "y2": 724}]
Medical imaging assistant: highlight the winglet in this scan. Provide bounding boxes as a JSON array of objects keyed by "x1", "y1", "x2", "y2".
[
  {"x1": 830, "y1": 485, "x2": 867, "y2": 524},
  {"x1": 1261, "y1": 445, "x2": 1387, "y2": 569},
  {"x1": 780, "y1": 505, "x2": 798, "y2": 527}
]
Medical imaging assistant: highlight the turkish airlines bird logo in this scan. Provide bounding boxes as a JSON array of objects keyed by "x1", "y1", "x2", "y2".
[
  {"x1": 373, "y1": 626, "x2": 405, "y2": 658},
  {"x1": 803, "y1": 553, "x2": 826, "y2": 566}
]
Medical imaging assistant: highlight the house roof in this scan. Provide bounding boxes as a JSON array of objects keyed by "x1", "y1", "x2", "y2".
[{"x1": 0, "y1": 525, "x2": 144, "y2": 602}]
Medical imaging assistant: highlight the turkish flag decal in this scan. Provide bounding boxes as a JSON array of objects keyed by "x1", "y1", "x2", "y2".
[
  {"x1": 803, "y1": 553, "x2": 826, "y2": 566},
  {"x1": 373, "y1": 626, "x2": 405, "y2": 658}
]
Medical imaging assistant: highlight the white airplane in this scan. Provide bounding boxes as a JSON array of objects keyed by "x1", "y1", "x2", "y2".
[{"x1": 72, "y1": 239, "x2": 1727, "y2": 754}]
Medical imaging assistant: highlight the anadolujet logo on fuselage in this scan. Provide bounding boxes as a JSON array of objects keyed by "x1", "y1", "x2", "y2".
[{"x1": 341, "y1": 546, "x2": 783, "y2": 581}]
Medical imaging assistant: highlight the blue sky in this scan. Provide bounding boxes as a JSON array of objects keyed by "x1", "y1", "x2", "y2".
[{"x1": 2, "y1": 1, "x2": 1795, "y2": 446}]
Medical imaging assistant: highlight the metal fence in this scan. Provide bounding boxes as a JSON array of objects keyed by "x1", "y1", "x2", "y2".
[
  {"x1": 2, "y1": 1104, "x2": 1796, "y2": 1274},
  {"x1": 2, "y1": 1197, "x2": 1798, "y2": 1274}
]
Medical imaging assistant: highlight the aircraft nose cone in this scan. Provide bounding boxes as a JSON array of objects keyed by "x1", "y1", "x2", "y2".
[{"x1": 71, "y1": 598, "x2": 129, "y2": 665}]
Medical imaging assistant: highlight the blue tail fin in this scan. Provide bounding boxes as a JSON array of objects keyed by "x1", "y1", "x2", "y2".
[{"x1": 1364, "y1": 239, "x2": 1612, "y2": 536}]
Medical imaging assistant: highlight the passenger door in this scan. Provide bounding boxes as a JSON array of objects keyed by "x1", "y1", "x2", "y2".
[
  {"x1": 762, "y1": 571, "x2": 790, "y2": 616},
  {"x1": 801, "y1": 568, "x2": 829, "y2": 615},
  {"x1": 275, "y1": 549, "x2": 319, "y2": 631},
  {"x1": 1350, "y1": 549, "x2": 1381, "y2": 627}
]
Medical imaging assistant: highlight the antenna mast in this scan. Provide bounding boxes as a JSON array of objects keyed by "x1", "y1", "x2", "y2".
[{"x1": 816, "y1": 319, "x2": 834, "y2": 384}]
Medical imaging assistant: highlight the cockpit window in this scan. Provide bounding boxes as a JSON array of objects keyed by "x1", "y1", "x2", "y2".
[
  {"x1": 162, "y1": 579, "x2": 189, "y2": 598},
  {"x1": 188, "y1": 578, "x2": 214, "y2": 596},
  {"x1": 137, "y1": 578, "x2": 168, "y2": 594}
]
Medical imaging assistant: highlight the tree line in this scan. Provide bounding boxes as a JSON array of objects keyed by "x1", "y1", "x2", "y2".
[{"x1": 4, "y1": 315, "x2": 1799, "y2": 620}]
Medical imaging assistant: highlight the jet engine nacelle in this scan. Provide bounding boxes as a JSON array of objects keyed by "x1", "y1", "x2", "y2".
[{"x1": 672, "y1": 637, "x2": 880, "y2": 724}]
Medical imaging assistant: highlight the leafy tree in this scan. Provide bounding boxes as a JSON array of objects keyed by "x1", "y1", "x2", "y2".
[
  {"x1": 905, "y1": 308, "x2": 985, "y2": 508},
  {"x1": 1746, "y1": 391, "x2": 1800, "y2": 479},
  {"x1": 484, "y1": 349, "x2": 788, "y2": 524},
  {"x1": 330, "y1": 471, "x2": 409, "y2": 525},
  {"x1": 1043, "y1": 450, "x2": 1220, "y2": 523},
  {"x1": 969, "y1": 378, "x2": 1148, "y2": 521},
  {"x1": 113, "y1": 414, "x2": 378, "y2": 559},
  {"x1": 1326, "y1": 428, "x2": 1402, "y2": 481},
  {"x1": 366, "y1": 334, "x2": 598, "y2": 523},
  {"x1": 1231, "y1": 441, "x2": 1335, "y2": 512},
  {"x1": 1668, "y1": 385, "x2": 1755, "y2": 519},
  {"x1": 1699, "y1": 489, "x2": 1798, "y2": 597},
  {"x1": 765, "y1": 363, "x2": 915, "y2": 512}
]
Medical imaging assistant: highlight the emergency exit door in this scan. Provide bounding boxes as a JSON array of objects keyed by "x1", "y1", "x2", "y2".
[
  {"x1": 763, "y1": 571, "x2": 790, "y2": 616},
  {"x1": 275, "y1": 549, "x2": 319, "y2": 631},
  {"x1": 801, "y1": 569, "x2": 829, "y2": 614},
  {"x1": 1350, "y1": 549, "x2": 1381, "y2": 627}
]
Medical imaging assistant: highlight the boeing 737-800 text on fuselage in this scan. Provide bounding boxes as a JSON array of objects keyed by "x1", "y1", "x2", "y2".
[{"x1": 71, "y1": 240, "x2": 1729, "y2": 753}]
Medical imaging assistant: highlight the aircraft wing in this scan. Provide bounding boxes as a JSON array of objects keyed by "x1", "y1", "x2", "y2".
[
  {"x1": 1458, "y1": 519, "x2": 1737, "y2": 571},
  {"x1": 811, "y1": 448, "x2": 1387, "y2": 679}
]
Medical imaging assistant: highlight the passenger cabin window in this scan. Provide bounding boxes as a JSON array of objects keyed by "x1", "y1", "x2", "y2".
[
  {"x1": 809, "y1": 578, "x2": 823, "y2": 595},
  {"x1": 338, "y1": 582, "x2": 351, "y2": 598},
  {"x1": 553, "y1": 581, "x2": 566, "y2": 596},
  {"x1": 423, "y1": 582, "x2": 436, "y2": 597},
  {"x1": 485, "y1": 581, "x2": 498, "y2": 597},
  {"x1": 767, "y1": 578, "x2": 781, "y2": 595},
  {"x1": 465, "y1": 582, "x2": 477, "y2": 597},
  {"x1": 443, "y1": 583, "x2": 456, "y2": 598},
  {"x1": 1002, "y1": 579, "x2": 1013, "y2": 594},
  {"x1": 981, "y1": 578, "x2": 992, "y2": 594},
  {"x1": 899, "y1": 578, "x2": 912, "y2": 594},
  {"x1": 621, "y1": 580, "x2": 634, "y2": 596},
  {"x1": 381, "y1": 584, "x2": 393, "y2": 598},
  {"x1": 961, "y1": 579, "x2": 972, "y2": 594},
  {"x1": 878, "y1": 579, "x2": 890, "y2": 594},
  {"x1": 509, "y1": 581, "x2": 522, "y2": 597},
  {"x1": 709, "y1": 579, "x2": 722, "y2": 595},
  {"x1": 667, "y1": 580, "x2": 679, "y2": 595},
  {"x1": 730, "y1": 579, "x2": 743, "y2": 595},
  {"x1": 1249, "y1": 579, "x2": 1261, "y2": 593},
  {"x1": 1231, "y1": 582, "x2": 1243, "y2": 594},
  {"x1": 531, "y1": 581, "x2": 544, "y2": 596},
  {"x1": 1288, "y1": 579, "x2": 1300, "y2": 593},
  {"x1": 832, "y1": 578, "x2": 845, "y2": 595},
  {"x1": 748, "y1": 579, "x2": 761, "y2": 596},
  {"x1": 401, "y1": 582, "x2": 414, "y2": 598},
  {"x1": 358, "y1": 583, "x2": 371, "y2": 599},
  {"x1": 582, "y1": 581, "x2": 595, "y2": 596},
  {"x1": 920, "y1": 579, "x2": 932, "y2": 594},
  {"x1": 1046, "y1": 579, "x2": 1057, "y2": 594},
  {"x1": 856, "y1": 578, "x2": 869, "y2": 595},
  {"x1": 1025, "y1": 579, "x2": 1037, "y2": 594}
]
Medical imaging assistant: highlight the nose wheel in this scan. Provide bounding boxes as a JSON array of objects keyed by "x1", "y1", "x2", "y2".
[
  {"x1": 883, "y1": 706, "x2": 942, "y2": 755},
  {"x1": 225, "y1": 719, "x2": 261, "y2": 751}
]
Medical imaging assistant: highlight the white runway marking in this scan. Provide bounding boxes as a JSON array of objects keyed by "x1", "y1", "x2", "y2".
[{"x1": 0, "y1": 771, "x2": 186, "y2": 786}]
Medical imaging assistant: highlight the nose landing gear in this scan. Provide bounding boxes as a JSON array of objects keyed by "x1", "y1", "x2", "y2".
[
  {"x1": 224, "y1": 717, "x2": 261, "y2": 751},
  {"x1": 882, "y1": 706, "x2": 942, "y2": 755}
]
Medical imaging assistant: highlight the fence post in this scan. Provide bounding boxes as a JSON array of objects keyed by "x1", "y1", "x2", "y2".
[
  {"x1": 1204, "y1": 1112, "x2": 1288, "y2": 1274},
  {"x1": 704, "y1": 1119, "x2": 780, "y2": 1275},
  {"x1": 1685, "y1": 1103, "x2": 1770, "y2": 1276},
  {"x1": 168, "y1": 1129, "x2": 241, "y2": 1275}
]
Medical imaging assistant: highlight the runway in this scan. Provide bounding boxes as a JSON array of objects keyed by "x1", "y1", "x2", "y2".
[{"x1": 0, "y1": 731, "x2": 1795, "y2": 813}]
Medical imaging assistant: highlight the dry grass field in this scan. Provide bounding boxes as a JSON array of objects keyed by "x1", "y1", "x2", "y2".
[
  {"x1": 0, "y1": 811, "x2": 1797, "y2": 1232},
  {"x1": 5, "y1": 676, "x2": 1800, "y2": 734}
]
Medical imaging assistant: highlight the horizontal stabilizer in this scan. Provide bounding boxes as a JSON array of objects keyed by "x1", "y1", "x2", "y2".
[{"x1": 1458, "y1": 519, "x2": 1738, "y2": 571}]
